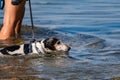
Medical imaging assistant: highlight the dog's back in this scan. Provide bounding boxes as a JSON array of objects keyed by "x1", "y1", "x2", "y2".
[{"x1": 0, "y1": 44, "x2": 26, "y2": 56}]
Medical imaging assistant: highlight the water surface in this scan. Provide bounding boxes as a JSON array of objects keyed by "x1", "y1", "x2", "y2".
[{"x1": 0, "y1": 0, "x2": 120, "y2": 80}]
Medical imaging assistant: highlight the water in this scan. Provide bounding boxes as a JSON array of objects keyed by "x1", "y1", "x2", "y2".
[{"x1": 0, "y1": 0, "x2": 120, "y2": 80}]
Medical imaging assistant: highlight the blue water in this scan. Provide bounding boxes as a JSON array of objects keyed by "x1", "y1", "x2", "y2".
[
  {"x1": 0, "y1": 0, "x2": 120, "y2": 80},
  {"x1": 24, "y1": 0, "x2": 120, "y2": 39}
]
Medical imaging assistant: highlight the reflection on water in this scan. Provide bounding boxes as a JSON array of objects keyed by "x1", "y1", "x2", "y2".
[{"x1": 0, "y1": 0, "x2": 120, "y2": 80}]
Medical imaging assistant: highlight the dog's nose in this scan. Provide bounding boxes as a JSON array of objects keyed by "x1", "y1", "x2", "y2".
[{"x1": 68, "y1": 46, "x2": 71, "y2": 51}]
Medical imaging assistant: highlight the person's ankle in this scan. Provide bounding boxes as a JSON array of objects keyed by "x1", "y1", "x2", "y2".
[{"x1": 0, "y1": 32, "x2": 14, "y2": 40}]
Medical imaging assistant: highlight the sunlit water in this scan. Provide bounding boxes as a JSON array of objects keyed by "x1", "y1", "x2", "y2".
[{"x1": 0, "y1": 0, "x2": 120, "y2": 80}]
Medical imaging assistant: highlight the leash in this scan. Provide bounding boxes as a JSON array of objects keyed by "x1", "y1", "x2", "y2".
[
  {"x1": 25, "y1": 0, "x2": 41, "y2": 55},
  {"x1": 28, "y1": 0, "x2": 35, "y2": 39},
  {"x1": 28, "y1": 0, "x2": 40, "y2": 55}
]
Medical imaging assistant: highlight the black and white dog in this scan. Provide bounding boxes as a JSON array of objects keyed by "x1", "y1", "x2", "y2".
[{"x1": 0, "y1": 37, "x2": 70, "y2": 56}]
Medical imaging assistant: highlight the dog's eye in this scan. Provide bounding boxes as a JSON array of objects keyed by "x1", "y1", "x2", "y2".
[{"x1": 57, "y1": 41, "x2": 61, "y2": 44}]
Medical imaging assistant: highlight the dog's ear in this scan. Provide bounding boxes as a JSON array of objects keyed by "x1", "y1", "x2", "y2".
[{"x1": 43, "y1": 37, "x2": 59, "y2": 50}]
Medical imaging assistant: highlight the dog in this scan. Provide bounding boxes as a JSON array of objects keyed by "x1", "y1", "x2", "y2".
[{"x1": 0, "y1": 37, "x2": 70, "y2": 56}]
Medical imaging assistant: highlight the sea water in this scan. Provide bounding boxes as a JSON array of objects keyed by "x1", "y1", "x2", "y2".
[{"x1": 0, "y1": 0, "x2": 120, "y2": 80}]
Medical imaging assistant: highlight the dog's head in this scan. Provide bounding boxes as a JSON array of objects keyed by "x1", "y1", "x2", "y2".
[{"x1": 43, "y1": 37, "x2": 70, "y2": 53}]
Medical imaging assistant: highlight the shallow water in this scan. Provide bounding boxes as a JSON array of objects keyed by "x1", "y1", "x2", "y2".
[{"x1": 0, "y1": 0, "x2": 120, "y2": 80}]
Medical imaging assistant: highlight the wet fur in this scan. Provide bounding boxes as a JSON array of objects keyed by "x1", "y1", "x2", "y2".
[{"x1": 0, "y1": 38, "x2": 70, "y2": 56}]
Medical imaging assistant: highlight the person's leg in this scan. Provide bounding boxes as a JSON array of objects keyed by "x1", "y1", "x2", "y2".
[
  {"x1": 0, "y1": 0, "x2": 26, "y2": 40},
  {"x1": 15, "y1": 1, "x2": 25, "y2": 37}
]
